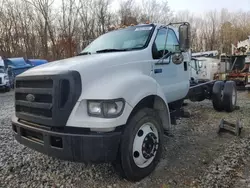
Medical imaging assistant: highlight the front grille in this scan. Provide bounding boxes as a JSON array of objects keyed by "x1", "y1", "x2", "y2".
[
  {"x1": 15, "y1": 93, "x2": 52, "y2": 103},
  {"x1": 16, "y1": 79, "x2": 53, "y2": 88},
  {"x1": 16, "y1": 105, "x2": 52, "y2": 117},
  {"x1": 15, "y1": 71, "x2": 82, "y2": 127}
]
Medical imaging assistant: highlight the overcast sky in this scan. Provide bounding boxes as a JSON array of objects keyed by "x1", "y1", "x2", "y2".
[
  {"x1": 167, "y1": 0, "x2": 250, "y2": 14},
  {"x1": 111, "y1": 0, "x2": 250, "y2": 15}
]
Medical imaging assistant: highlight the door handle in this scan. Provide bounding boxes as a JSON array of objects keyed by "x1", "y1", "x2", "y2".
[{"x1": 154, "y1": 68, "x2": 162, "y2": 74}]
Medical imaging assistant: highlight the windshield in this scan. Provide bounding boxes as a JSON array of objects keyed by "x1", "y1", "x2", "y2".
[{"x1": 81, "y1": 25, "x2": 154, "y2": 54}]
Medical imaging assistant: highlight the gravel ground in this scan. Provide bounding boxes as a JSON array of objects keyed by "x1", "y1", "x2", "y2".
[{"x1": 0, "y1": 90, "x2": 250, "y2": 188}]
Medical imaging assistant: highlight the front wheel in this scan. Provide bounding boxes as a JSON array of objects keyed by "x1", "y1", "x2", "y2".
[{"x1": 113, "y1": 108, "x2": 163, "y2": 181}]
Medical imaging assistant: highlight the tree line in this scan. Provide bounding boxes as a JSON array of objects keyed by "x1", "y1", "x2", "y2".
[{"x1": 0, "y1": 0, "x2": 249, "y2": 61}]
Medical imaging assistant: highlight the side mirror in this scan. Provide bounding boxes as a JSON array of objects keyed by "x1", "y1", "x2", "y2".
[
  {"x1": 172, "y1": 52, "x2": 184, "y2": 65},
  {"x1": 179, "y1": 23, "x2": 191, "y2": 52}
]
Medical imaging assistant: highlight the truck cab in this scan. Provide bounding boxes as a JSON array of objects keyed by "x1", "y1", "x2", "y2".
[
  {"x1": 190, "y1": 51, "x2": 219, "y2": 82},
  {"x1": 12, "y1": 23, "x2": 192, "y2": 181}
]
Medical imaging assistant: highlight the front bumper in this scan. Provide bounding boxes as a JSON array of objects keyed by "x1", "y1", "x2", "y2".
[{"x1": 12, "y1": 116, "x2": 121, "y2": 163}]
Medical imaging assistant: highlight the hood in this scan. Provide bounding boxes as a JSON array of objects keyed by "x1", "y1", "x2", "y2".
[{"x1": 19, "y1": 50, "x2": 150, "y2": 77}]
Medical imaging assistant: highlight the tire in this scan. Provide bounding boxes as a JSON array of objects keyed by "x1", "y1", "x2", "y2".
[
  {"x1": 223, "y1": 81, "x2": 237, "y2": 112},
  {"x1": 113, "y1": 108, "x2": 163, "y2": 181},
  {"x1": 212, "y1": 81, "x2": 225, "y2": 111}
]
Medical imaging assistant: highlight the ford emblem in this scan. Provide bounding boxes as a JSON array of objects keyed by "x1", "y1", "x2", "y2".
[{"x1": 26, "y1": 94, "x2": 35, "y2": 102}]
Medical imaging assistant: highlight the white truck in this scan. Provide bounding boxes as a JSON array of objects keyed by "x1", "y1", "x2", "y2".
[
  {"x1": 0, "y1": 57, "x2": 10, "y2": 92},
  {"x1": 190, "y1": 51, "x2": 219, "y2": 82},
  {"x1": 12, "y1": 22, "x2": 237, "y2": 181}
]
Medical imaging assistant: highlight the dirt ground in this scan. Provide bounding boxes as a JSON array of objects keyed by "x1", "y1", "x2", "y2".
[{"x1": 0, "y1": 91, "x2": 250, "y2": 188}]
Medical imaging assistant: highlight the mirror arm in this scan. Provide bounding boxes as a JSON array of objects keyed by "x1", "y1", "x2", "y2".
[
  {"x1": 163, "y1": 51, "x2": 173, "y2": 59},
  {"x1": 155, "y1": 51, "x2": 172, "y2": 65},
  {"x1": 162, "y1": 27, "x2": 169, "y2": 60}
]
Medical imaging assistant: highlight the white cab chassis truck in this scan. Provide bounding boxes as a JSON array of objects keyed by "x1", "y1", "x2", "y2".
[{"x1": 12, "y1": 22, "x2": 237, "y2": 181}]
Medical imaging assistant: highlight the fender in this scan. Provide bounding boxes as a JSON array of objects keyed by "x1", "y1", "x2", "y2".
[
  {"x1": 155, "y1": 82, "x2": 171, "y2": 130},
  {"x1": 67, "y1": 70, "x2": 171, "y2": 130}
]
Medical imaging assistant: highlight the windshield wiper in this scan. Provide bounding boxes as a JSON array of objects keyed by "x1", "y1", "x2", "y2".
[
  {"x1": 96, "y1": 49, "x2": 128, "y2": 53},
  {"x1": 77, "y1": 52, "x2": 91, "y2": 56}
]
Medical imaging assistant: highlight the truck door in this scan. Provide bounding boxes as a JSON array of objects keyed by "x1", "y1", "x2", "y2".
[{"x1": 151, "y1": 27, "x2": 189, "y2": 103}]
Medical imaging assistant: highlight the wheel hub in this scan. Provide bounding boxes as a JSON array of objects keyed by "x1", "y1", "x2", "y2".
[
  {"x1": 142, "y1": 133, "x2": 158, "y2": 159},
  {"x1": 132, "y1": 122, "x2": 159, "y2": 168}
]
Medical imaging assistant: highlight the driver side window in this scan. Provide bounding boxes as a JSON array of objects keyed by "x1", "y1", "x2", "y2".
[
  {"x1": 166, "y1": 29, "x2": 179, "y2": 53},
  {"x1": 154, "y1": 29, "x2": 167, "y2": 52},
  {"x1": 153, "y1": 28, "x2": 180, "y2": 59}
]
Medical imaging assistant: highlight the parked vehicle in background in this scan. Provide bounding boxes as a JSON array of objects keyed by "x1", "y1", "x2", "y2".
[
  {"x1": 190, "y1": 51, "x2": 219, "y2": 82},
  {"x1": 215, "y1": 53, "x2": 250, "y2": 90},
  {"x1": 26, "y1": 59, "x2": 48, "y2": 67},
  {"x1": 7, "y1": 67, "x2": 15, "y2": 89},
  {"x1": 2, "y1": 57, "x2": 48, "y2": 88},
  {"x1": 214, "y1": 37, "x2": 250, "y2": 90},
  {"x1": 192, "y1": 50, "x2": 218, "y2": 58},
  {"x1": 244, "y1": 53, "x2": 250, "y2": 90},
  {"x1": 0, "y1": 57, "x2": 11, "y2": 92},
  {"x1": 3, "y1": 57, "x2": 32, "y2": 77}
]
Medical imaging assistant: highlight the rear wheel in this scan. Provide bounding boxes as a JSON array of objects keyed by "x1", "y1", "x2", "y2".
[
  {"x1": 113, "y1": 108, "x2": 163, "y2": 181},
  {"x1": 212, "y1": 81, "x2": 225, "y2": 111},
  {"x1": 223, "y1": 81, "x2": 237, "y2": 112}
]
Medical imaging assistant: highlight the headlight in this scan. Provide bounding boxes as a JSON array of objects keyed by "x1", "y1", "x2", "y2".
[
  {"x1": 87, "y1": 99, "x2": 125, "y2": 118},
  {"x1": 88, "y1": 102, "x2": 102, "y2": 115}
]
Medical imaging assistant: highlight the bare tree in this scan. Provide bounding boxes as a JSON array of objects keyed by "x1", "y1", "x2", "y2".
[
  {"x1": 78, "y1": 0, "x2": 98, "y2": 50},
  {"x1": 57, "y1": 0, "x2": 80, "y2": 57},
  {"x1": 0, "y1": 0, "x2": 250, "y2": 60},
  {"x1": 118, "y1": 0, "x2": 138, "y2": 25},
  {"x1": 25, "y1": 0, "x2": 57, "y2": 59},
  {"x1": 140, "y1": 0, "x2": 172, "y2": 24},
  {"x1": 95, "y1": 0, "x2": 112, "y2": 34}
]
